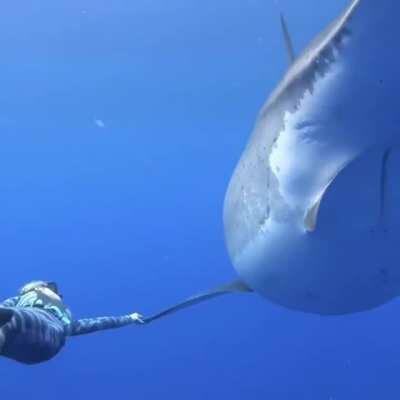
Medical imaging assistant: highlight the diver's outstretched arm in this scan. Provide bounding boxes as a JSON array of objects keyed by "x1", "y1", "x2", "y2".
[
  {"x1": 69, "y1": 312, "x2": 144, "y2": 336},
  {"x1": 71, "y1": 280, "x2": 252, "y2": 332}
]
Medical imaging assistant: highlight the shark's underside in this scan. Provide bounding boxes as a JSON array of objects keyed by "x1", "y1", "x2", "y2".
[
  {"x1": 144, "y1": 0, "x2": 400, "y2": 322},
  {"x1": 224, "y1": 0, "x2": 400, "y2": 314}
]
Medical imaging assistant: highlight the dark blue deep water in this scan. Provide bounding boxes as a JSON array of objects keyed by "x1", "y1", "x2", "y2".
[{"x1": 1, "y1": 1, "x2": 399, "y2": 398}]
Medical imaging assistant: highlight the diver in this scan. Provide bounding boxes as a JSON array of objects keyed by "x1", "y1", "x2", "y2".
[{"x1": 0, "y1": 281, "x2": 144, "y2": 365}]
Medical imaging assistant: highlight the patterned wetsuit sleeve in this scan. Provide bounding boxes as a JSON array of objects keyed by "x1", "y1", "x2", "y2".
[
  {"x1": 0, "y1": 296, "x2": 19, "y2": 307},
  {"x1": 69, "y1": 314, "x2": 134, "y2": 336}
]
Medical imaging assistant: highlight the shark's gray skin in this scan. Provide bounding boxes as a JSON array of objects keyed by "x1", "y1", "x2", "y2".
[
  {"x1": 145, "y1": 0, "x2": 400, "y2": 322},
  {"x1": 224, "y1": 0, "x2": 400, "y2": 315}
]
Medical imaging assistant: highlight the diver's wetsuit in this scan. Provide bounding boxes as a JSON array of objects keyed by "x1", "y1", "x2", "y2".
[{"x1": 0, "y1": 291, "x2": 135, "y2": 365}]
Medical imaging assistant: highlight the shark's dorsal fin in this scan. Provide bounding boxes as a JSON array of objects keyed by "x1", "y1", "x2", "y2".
[{"x1": 279, "y1": 12, "x2": 296, "y2": 64}]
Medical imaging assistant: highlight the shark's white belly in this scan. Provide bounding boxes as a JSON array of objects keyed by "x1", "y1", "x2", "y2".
[
  {"x1": 224, "y1": 0, "x2": 400, "y2": 314},
  {"x1": 235, "y1": 145, "x2": 400, "y2": 314}
]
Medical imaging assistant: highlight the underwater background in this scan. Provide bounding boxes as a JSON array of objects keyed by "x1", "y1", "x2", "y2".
[{"x1": 0, "y1": 0, "x2": 399, "y2": 398}]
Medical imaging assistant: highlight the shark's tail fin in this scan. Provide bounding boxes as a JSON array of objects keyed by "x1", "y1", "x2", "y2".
[{"x1": 143, "y1": 280, "x2": 253, "y2": 324}]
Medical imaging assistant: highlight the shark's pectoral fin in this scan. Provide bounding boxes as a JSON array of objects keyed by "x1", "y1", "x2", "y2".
[
  {"x1": 304, "y1": 179, "x2": 336, "y2": 232},
  {"x1": 303, "y1": 146, "x2": 397, "y2": 233}
]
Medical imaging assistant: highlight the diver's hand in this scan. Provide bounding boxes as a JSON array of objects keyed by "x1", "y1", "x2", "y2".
[{"x1": 130, "y1": 312, "x2": 145, "y2": 324}]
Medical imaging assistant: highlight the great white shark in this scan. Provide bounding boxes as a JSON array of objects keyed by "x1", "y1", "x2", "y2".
[{"x1": 145, "y1": 0, "x2": 400, "y2": 322}]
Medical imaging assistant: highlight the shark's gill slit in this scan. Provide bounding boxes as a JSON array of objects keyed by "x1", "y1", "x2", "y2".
[{"x1": 379, "y1": 147, "x2": 392, "y2": 225}]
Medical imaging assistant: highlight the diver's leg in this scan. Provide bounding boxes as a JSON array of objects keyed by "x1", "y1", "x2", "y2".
[
  {"x1": 0, "y1": 308, "x2": 66, "y2": 365},
  {"x1": 0, "y1": 308, "x2": 13, "y2": 353},
  {"x1": 0, "y1": 308, "x2": 13, "y2": 327},
  {"x1": 0, "y1": 323, "x2": 6, "y2": 354}
]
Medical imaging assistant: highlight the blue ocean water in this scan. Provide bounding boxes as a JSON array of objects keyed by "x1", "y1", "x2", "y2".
[{"x1": 1, "y1": 0, "x2": 399, "y2": 398}]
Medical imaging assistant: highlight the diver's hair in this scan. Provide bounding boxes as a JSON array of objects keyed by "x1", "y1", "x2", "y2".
[{"x1": 19, "y1": 281, "x2": 49, "y2": 295}]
